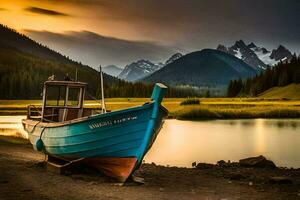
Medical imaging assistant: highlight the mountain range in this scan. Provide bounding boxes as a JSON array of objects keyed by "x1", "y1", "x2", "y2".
[
  {"x1": 1, "y1": 23, "x2": 296, "y2": 98},
  {"x1": 118, "y1": 60, "x2": 163, "y2": 81},
  {"x1": 217, "y1": 40, "x2": 293, "y2": 70},
  {"x1": 117, "y1": 53, "x2": 182, "y2": 81},
  {"x1": 143, "y1": 49, "x2": 257, "y2": 95},
  {"x1": 118, "y1": 40, "x2": 293, "y2": 84}
]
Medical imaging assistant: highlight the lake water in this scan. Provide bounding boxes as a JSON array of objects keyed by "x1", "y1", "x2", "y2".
[
  {"x1": 1, "y1": 116, "x2": 300, "y2": 168},
  {"x1": 144, "y1": 119, "x2": 300, "y2": 168},
  {"x1": 0, "y1": 116, "x2": 27, "y2": 138}
]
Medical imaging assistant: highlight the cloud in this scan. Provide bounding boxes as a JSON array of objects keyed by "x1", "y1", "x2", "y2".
[
  {"x1": 25, "y1": 7, "x2": 69, "y2": 16},
  {"x1": 20, "y1": 0, "x2": 299, "y2": 54},
  {"x1": 32, "y1": 0, "x2": 299, "y2": 53},
  {"x1": 24, "y1": 30, "x2": 176, "y2": 68}
]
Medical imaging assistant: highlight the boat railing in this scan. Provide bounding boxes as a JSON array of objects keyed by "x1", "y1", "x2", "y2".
[{"x1": 27, "y1": 105, "x2": 42, "y2": 119}]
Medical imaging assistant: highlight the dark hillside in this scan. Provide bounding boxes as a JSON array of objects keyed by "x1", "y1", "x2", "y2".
[
  {"x1": 227, "y1": 55, "x2": 300, "y2": 97},
  {"x1": 0, "y1": 24, "x2": 118, "y2": 99},
  {"x1": 143, "y1": 49, "x2": 257, "y2": 87}
]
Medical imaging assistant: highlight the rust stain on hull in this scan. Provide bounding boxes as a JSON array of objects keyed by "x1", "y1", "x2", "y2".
[{"x1": 84, "y1": 157, "x2": 138, "y2": 182}]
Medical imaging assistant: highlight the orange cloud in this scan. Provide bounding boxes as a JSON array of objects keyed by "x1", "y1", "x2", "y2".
[{"x1": 25, "y1": 6, "x2": 69, "y2": 16}]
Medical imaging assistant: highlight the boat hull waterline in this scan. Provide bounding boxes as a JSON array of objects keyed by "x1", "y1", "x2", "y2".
[{"x1": 22, "y1": 83, "x2": 168, "y2": 182}]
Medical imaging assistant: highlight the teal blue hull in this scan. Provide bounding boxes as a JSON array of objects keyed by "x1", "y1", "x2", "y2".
[{"x1": 23, "y1": 83, "x2": 168, "y2": 168}]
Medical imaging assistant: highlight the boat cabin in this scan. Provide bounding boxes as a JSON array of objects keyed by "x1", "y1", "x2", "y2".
[{"x1": 28, "y1": 81, "x2": 98, "y2": 122}]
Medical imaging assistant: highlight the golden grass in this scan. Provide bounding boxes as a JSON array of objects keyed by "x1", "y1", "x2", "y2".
[
  {"x1": 259, "y1": 83, "x2": 300, "y2": 99},
  {"x1": 1, "y1": 98, "x2": 300, "y2": 120},
  {"x1": 175, "y1": 105, "x2": 300, "y2": 120}
]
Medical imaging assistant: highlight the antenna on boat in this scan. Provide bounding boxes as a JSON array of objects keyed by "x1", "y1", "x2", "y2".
[
  {"x1": 99, "y1": 65, "x2": 106, "y2": 114},
  {"x1": 75, "y1": 67, "x2": 78, "y2": 82}
]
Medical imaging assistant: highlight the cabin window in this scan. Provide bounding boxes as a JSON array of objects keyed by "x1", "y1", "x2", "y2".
[
  {"x1": 45, "y1": 86, "x2": 66, "y2": 106},
  {"x1": 67, "y1": 87, "x2": 81, "y2": 107}
]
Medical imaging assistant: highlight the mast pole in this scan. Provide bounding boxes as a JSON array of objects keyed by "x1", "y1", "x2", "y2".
[
  {"x1": 75, "y1": 67, "x2": 78, "y2": 82},
  {"x1": 99, "y1": 65, "x2": 106, "y2": 113}
]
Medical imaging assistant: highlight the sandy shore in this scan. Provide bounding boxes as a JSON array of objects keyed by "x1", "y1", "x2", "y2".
[{"x1": 0, "y1": 137, "x2": 300, "y2": 200}]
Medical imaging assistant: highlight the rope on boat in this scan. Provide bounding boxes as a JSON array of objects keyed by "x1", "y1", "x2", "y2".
[
  {"x1": 35, "y1": 124, "x2": 48, "y2": 152},
  {"x1": 86, "y1": 90, "x2": 104, "y2": 113},
  {"x1": 39, "y1": 125, "x2": 47, "y2": 140},
  {"x1": 27, "y1": 119, "x2": 48, "y2": 152},
  {"x1": 27, "y1": 120, "x2": 42, "y2": 134},
  {"x1": 86, "y1": 90, "x2": 102, "y2": 105},
  {"x1": 27, "y1": 118, "x2": 51, "y2": 134}
]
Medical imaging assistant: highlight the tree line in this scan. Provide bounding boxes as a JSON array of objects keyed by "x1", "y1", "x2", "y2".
[
  {"x1": 227, "y1": 55, "x2": 300, "y2": 97},
  {"x1": 102, "y1": 80, "x2": 203, "y2": 98},
  {"x1": 0, "y1": 48, "x2": 201, "y2": 99},
  {"x1": 0, "y1": 48, "x2": 118, "y2": 99},
  {"x1": 0, "y1": 23, "x2": 203, "y2": 99}
]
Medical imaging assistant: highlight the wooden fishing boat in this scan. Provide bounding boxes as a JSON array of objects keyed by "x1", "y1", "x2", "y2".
[{"x1": 22, "y1": 78, "x2": 168, "y2": 182}]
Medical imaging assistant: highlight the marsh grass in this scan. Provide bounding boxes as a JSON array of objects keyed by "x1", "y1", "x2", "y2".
[
  {"x1": 1, "y1": 98, "x2": 300, "y2": 120},
  {"x1": 175, "y1": 105, "x2": 300, "y2": 120},
  {"x1": 180, "y1": 98, "x2": 200, "y2": 106}
]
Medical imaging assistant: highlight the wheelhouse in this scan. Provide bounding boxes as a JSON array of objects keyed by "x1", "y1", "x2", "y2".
[{"x1": 28, "y1": 81, "x2": 98, "y2": 122}]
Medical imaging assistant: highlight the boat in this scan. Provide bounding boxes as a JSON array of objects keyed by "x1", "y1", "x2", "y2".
[{"x1": 22, "y1": 77, "x2": 168, "y2": 182}]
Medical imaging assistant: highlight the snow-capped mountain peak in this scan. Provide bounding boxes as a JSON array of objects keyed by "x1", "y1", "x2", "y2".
[
  {"x1": 165, "y1": 53, "x2": 183, "y2": 65},
  {"x1": 247, "y1": 42, "x2": 257, "y2": 49},
  {"x1": 217, "y1": 41, "x2": 292, "y2": 71},
  {"x1": 118, "y1": 52, "x2": 183, "y2": 82},
  {"x1": 232, "y1": 40, "x2": 247, "y2": 49},
  {"x1": 118, "y1": 59, "x2": 163, "y2": 82},
  {"x1": 270, "y1": 45, "x2": 292, "y2": 61}
]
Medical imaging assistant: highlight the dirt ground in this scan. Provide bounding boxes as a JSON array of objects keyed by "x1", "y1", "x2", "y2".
[{"x1": 1, "y1": 137, "x2": 300, "y2": 200}]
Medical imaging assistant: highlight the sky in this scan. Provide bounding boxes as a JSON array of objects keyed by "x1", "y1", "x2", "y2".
[{"x1": 0, "y1": 0, "x2": 299, "y2": 68}]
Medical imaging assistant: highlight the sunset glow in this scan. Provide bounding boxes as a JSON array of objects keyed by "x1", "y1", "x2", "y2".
[
  {"x1": 0, "y1": 0, "x2": 299, "y2": 67},
  {"x1": 0, "y1": 0, "x2": 144, "y2": 41}
]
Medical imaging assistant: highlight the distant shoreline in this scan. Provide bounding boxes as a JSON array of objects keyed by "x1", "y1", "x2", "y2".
[{"x1": 1, "y1": 98, "x2": 300, "y2": 120}]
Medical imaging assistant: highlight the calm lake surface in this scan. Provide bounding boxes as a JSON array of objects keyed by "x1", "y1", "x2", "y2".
[
  {"x1": 145, "y1": 119, "x2": 300, "y2": 168},
  {"x1": 1, "y1": 116, "x2": 300, "y2": 168},
  {"x1": 0, "y1": 116, "x2": 27, "y2": 138}
]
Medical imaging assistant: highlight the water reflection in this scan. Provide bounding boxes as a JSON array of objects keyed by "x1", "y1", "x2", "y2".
[
  {"x1": 219, "y1": 119, "x2": 300, "y2": 129},
  {"x1": 1, "y1": 116, "x2": 300, "y2": 168},
  {"x1": 0, "y1": 116, "x2": 27, "y2": 138},
  {"x1": 145, "y1": 119, "x2": 300, "y2": 168},
  {"x1": 265, "y1": 120, "x2": 300, "y2": 129}
]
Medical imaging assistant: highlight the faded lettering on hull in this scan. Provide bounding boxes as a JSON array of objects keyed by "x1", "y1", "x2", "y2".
[{"x1": 89, "y1": 116, "x2": 138, "y2": 129}]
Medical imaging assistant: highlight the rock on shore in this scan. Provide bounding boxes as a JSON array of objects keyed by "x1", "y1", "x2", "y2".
[
  {"x1": 239, "y1": 155, "x2": 276, "y2": 168},
  {"x1": 1, "y1": 137, "x2": 300, "y2": 200}
]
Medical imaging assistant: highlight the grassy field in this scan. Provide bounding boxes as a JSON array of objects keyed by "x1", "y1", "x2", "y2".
[
  {"x1": 259, "y1": 83, "x2": 300, "y2": 99},
  {"x1": 1, "y1": 98, "x2": 300, "y2": 120}
]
